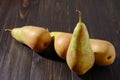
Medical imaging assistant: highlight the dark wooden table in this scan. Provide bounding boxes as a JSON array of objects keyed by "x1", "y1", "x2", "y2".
[{"x1": 0, "y1": 0, "x2": 120, "y2": 80}]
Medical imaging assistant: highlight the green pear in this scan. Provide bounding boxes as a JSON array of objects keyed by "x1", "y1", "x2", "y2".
[
  {"x1": 6, "y1": 26, "x2": 52, "y2": 52},
  {"x1": 66, "y1": 11, "x2": 95, "y2": 75}
]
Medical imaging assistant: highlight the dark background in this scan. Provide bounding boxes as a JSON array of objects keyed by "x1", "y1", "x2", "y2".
[{"x1": 0, "y1": 0, "x2": 120, "y2": 80}]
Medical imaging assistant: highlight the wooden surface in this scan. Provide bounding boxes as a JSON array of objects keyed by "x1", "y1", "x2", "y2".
[{"x1": 0, "y1": 0, "x2": 120, "y2": 80}]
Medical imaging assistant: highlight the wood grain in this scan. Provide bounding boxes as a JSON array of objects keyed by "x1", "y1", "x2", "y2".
[{"x1": 0, "y1": 0, "x2": 120, "y2": 80}]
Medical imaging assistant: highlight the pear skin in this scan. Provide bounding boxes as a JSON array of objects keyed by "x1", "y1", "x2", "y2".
[
  {"x1": 66, "y1": 11, "x2": 95, "y2": 75},
  {"x1": 6, "y1": 26, "x2": 52, "y2": 52},
  {"x1": 90, "y1": 39, "x2": 116, "y2": 66},
  {"x1": 51, "y1": 32, "x2": 72, "y2": 59}
]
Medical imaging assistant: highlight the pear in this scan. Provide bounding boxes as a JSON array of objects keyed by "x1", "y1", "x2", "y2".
[
  {"x1": 66, "y1": 11, "x2": 95, "y2": 75},
  {"x1": 51, "y1": 32, "x2": 72, "y2": 59},
  {"x1": 51, "y1": 32, "x2": 116, "y2": 66},
  {"x1": 90, "y1": 39, "x2": 116, "y2": 66},
  {"x1": 6, "y1": 26, "x2": 52, "y2": 52}
]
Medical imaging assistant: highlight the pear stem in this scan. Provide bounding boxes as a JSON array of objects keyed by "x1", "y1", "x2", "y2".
[
  {"x1": 76, "y1": 10, "x2": 82, "y2": 23},
  {"x1": 5, "y1": 29, "x2": 12, "y2": 32}
]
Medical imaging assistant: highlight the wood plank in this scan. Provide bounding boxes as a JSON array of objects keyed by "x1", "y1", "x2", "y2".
[
  {"x1": 0, "y1": 0, "x2": 12, "y2": 23},
  {"x1": 0, "y1": 0, "x2": 33, "y2": 80}
]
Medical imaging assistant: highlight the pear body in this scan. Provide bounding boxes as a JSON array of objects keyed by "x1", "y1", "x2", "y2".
[
  {"x1": 11, "y1": 26, "x2": 52, "y2": 52},
  {"x1": 66, "y1": 22, "x2": 95, "y2": 75},
  {"x1": 90, "y1": 39, "x2": 116, "y2": 66},
  {"x1": 51, "y1": 32, "x2": 72, "y2": 59}
]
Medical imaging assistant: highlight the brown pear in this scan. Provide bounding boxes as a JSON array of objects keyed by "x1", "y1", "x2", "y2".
[
  {"x1": 90, "y1": 39, "x2": 116, "y2": 66},
  {"x1": 50, "y1": 32, "x2": 72, "y2": 59},
  {"x1": 6, "y1": 26, "x2": 52, "y2": 52}
]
